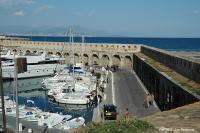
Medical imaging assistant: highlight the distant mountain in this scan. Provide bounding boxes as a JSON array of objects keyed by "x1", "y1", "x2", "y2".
[{"x1": 0, "y1": 25, "x2": 111, "y2": 37}]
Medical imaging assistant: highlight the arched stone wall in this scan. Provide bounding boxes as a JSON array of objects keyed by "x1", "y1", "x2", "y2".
[
  {"x1": 63, "y1": 52, "x2": 70, "y2": 64},
  {"x1": 101, "y1": 54, "x2": 110, "y2": 67},
  {"x1": 47, "y1": 51, "x2": 53, "y2": 56},
  {"x1": 56, "y1": 52, "x2": 61, "y2": 57},
  {"x1": 25, "y1": 50, "x2": 31, "y2": 55},
  {"x1": 2, "y1": 40, "x2": 141, "y2": 69},
  {"x1": 124, "y1": 55, "x2": 132, "y2": 69},
  {"x1": 74, "y1": 53, "x2": 80, "y2": 64},
  {"x1": 112, "y1": 55, "x2": 121, "y2": 66},
  {"x1": 91, "y1": 54, "x2": 99, "y2": 65},
  {"x1": 83, "y1": 54, "x2": 89, "y2": 66}
]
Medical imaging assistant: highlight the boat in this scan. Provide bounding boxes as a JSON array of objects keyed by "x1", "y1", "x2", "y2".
[
  {"x1": 1, "y1": 51, "x2": 67, "y2": 79},
  {"x1": 38, "y1": 112, "x2": 72, "y2": 128},
  {"x1": 56, "y1": 117, "x2": 85, "y2": 130}
]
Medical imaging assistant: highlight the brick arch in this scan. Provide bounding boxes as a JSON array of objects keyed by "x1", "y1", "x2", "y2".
[
  {"x1": 112, "y1": 54, "x2": 121, "y2": 67},
  {"x1": 101, "y1": 54, "x2": 110, "y2": 67}
]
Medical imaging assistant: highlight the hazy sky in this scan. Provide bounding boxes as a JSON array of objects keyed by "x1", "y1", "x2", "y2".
[{"x1": 0, "y1": 0, "x2": 200, "y2": 37}]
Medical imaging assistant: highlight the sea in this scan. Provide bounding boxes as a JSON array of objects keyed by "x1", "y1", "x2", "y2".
[{"x1": 3, "y1": 36, "x2": 200, "y2": 123}]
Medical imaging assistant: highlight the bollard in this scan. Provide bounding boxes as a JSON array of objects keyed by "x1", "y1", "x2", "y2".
[
  {"x1": 19, "y1": 123, "x2": 22, "y2": 132},
  {"x1": 28, "y1": 128, "x2": 33, "y2": 133}
]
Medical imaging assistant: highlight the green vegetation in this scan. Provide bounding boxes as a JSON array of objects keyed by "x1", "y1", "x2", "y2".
[{"x1": 79, "y1": 118, "x2": 155, "y2": 133}]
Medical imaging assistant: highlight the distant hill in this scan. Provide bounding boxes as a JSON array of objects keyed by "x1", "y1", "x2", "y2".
[{"x1": 0, "y1": 25, "x2": 112, "y2": 37}]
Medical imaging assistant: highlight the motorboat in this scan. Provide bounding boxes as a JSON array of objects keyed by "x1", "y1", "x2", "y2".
[
  {"x1": 54, "y1": 91, "x2": 90, "y2": 105},
  {"x1": 1, "y1": 51, "x2": 67, "y2": 79},
  {"x1": 56, "y1": 117, "x2": 85, "y2": 130},
  {"x1": 38, "y1": 112, "x2": 72, "y2": 128}
]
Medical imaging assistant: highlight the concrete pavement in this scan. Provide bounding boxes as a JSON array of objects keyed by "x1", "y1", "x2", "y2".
[{"x1": 113, "y1": 69, "x2": 160, "y2": 118}]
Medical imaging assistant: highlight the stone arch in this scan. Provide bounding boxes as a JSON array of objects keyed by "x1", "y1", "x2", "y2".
[
  {"x1": 101, "y1": 55, "x2": 110, "y2": 67},
  {"x1": 13, "y1": 49, "x2": 17, "y2": 52},
  {"x1": 124, "y1": 55, "x2": 132, "y2": 69},
  {"x1": 56, "y1": 52, "x2": 61, "y2": 57},
  {"x1": 25, "y1": 50, "x2": 31, "y2": 55},
  {"x1": 83, "y1": 54, "x2": 89, "y2": 66},
  {"x1": 74, "y1": 53, "x2": 80, "y2": 64},
  {"x1": 91, "y1": 54, "x2": 99, "y2": 65},
  {"x1": 64, "y1": 53, "x2": 70, "y2": 64},
  {"x1": 19, "y1": 50, "x2": 23, "y2": 55},
  {"x1": 47, "y1": 51, "x2": 53, "y2": 56},
  {"x1": 112, "y1": 55, "x2": 121, "y2": 67}
]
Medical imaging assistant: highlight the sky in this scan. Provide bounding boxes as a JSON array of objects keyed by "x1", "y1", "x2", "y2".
[{"x1": 0, "y1": 0, "x2": 200, "y2": 37}]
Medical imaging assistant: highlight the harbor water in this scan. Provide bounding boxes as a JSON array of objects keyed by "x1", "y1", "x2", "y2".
[{"x1": 2, "y1": 76, "x2": 94, "y2": 124}]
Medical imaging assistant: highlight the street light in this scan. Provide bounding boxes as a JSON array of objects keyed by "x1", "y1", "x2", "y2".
[{"x1": 0, "y1": 44, "x2": 7, "y2": 132}]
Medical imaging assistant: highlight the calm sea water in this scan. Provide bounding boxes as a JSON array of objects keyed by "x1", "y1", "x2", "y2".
[
  {"x1": 15, "y1": 36, "x2": 200, "y2": 51},
  {"x1": 3, "y1": 77, "x2": 94, "y2": 123}
]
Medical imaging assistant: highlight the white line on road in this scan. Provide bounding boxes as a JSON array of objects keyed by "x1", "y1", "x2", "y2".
[{"x1": 110, "y1": 71, "x2": 116, "y2": 105}]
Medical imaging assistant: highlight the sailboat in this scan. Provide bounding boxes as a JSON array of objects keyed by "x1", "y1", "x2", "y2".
[{"x1": 46, "y1": 27, "x2": 96, "y2": 105}]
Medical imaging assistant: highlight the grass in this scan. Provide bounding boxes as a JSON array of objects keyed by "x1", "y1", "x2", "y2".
[{"x1": 77, "y1": 118, "x2": 155, "y2": 133}]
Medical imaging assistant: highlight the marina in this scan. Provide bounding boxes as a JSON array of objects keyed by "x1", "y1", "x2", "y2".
[
  {"x1": 1, "y1": 73, "x2": 96, "y2": 132},
  {"x1": 1, "y1": 37, "x2": 200, "y2": 132}
]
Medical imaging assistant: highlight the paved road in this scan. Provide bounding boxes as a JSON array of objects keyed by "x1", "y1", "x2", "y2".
[{"x1": 113, "y1": 69, "x2": 160, "y2": 118}]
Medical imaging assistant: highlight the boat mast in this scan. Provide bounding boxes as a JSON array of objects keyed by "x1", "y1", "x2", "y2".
[
  {"x1": 14, "y1": 51, "x2": 19, "y2": 133},
  {"x1": 70, "y1": 26, "x2": 75, "y2": 89},
  {"x1": 81, "y1": 35, "x2": 84, "y2": 65}
]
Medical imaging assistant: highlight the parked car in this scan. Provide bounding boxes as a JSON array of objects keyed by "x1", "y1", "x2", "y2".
[{"x1": 102, "y1": 104, "x2": 117, "y2": 120}]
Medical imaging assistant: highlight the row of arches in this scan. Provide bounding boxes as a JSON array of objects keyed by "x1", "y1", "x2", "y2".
[{"x1": 12, "y1": 49, "x2": 133, "y2": 69}]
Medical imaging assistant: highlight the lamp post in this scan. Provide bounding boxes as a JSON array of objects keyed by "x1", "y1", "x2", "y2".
[
  {"x1": 14, "y1": 52, "x2": 19, "y2": 133},
  {"x1": 0, "y1": 44, "x2": 7, "y2": 132}
]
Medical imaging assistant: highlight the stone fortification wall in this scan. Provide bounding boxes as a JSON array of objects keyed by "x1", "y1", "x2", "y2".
[
  {"x1": 141, "y1": 46, "x2": 200, "y2": 84},
  {"x1": 133, "y1": 54, "x2": 200, "y2": 111},
  {"x1": 0, "y1": 39, "x2": 141, "y2": 69}
]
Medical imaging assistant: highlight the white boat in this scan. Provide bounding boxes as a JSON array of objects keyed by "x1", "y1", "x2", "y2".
[
  {"x1": 38, "y1": 112, "x2": 72, "y2": 128},
  {"x1": 57, "y1": 117, "x2": 85, "y2": 130},
  {"x1": 54, "y1": 91, "x2": 90, "y2": 105},
  {"x1": 2, "y1": 51, "x2": 66, "y2": 79}
]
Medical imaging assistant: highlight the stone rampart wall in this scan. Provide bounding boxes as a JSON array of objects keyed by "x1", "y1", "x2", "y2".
[
  {"x1": 133, "y1": 54, "x2": 200, "y2": 111},
  {"x1": 141, "y1": 46, "x2": 200, "y2": 83}
]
